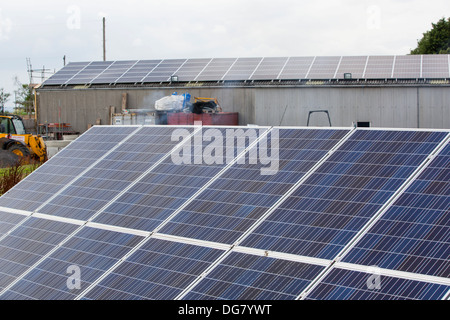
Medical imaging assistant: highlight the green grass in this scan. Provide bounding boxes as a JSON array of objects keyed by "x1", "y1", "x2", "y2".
[
  {"x1": 0, "y1": 164, "x2": 36, "y2": 176},
  {"x1": 0, "y1": 163, "x2": 41, "y2": 196}
]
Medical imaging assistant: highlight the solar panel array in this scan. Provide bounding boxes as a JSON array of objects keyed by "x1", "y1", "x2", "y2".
[
  {"x1": 0, "y1": 125, "x2": 449, "y2": 300},
  {"x1": 43, "y1": 55, "x2": 450, "y2": 86}
]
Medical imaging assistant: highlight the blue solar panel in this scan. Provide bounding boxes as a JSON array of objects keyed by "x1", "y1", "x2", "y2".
[
  {"x1": 341, "y1": 143, "x2": 450, "y2": 278},
  {"x1": 0, "y1": 126, "x2": 448, "y2": 301},
  {"x1": 195, "y1": 58, "x2": 236, "y2": 81},
  {"x1": 0, "y1": 211, "x2": 28, "y2": 237},
  {"x1": 183, "y1": 252, "x2": 325, "y2": 300},
  {"x1": 305, "y1": 268, "x2": 450, "y2": 300},
  {"x1": 0, "y1": 126, "x2": 137, "y2": 212},
  {"x1": 160, "y1": 129, "x2": 350, "y2": 244},
  {"x1": 66, "y1": 62, "x2": 115, "y2": 85},
  {"x1": 82, "y1": 238, "x2": 224, "y2": 300},
  {"x1": 92, "y1": 127, "x2": 268, "y2": 232},
  {"x1": 38, "y1": 127, "x2": 193, "y2": 221},
  {"x1": 0, "y1": 227, "x2": 143, "y2": 300},
  {"x1": 241, "y1": 130, "x2": 448, "y2": 260},
  {"x1": 0, "y1": 218, "x2": 79, "y2": 291},
  {"x1": 43, "y1": 56, "x2": 450, "y2": 86}
]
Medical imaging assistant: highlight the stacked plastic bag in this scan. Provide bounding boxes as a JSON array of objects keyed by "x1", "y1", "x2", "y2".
[{"x1": 155, "y1": 93, "x2": 191, "y2": 111}]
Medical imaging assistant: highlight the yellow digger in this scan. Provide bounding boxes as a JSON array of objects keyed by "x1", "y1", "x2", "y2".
[{"x1": 0, "y1": 114, "x2": 47, "y2": 163}]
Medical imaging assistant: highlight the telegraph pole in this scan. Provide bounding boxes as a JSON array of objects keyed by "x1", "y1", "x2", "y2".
[{"x1": 102, "y1": 17, "x2": 106, "y2": 61}]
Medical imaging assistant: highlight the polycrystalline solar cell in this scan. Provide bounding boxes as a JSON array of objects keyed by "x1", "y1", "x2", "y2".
[
  {"x1": 82, "y1": 238, "x2": 224, "y2": 300},
  {"x1": 195, "y1": 58, "x2": 237, "y2": 81},
  {"x1": 0, "y1": 227, "x2": 143, "y2": 300},
  {"x1": 175, "y1": 59, "x2": 211, "y2": 82},
  {"x1": 0, "y1": 211, "x2": 28, "y2": 237},
  {"x1": 43, "y1": 62, "x2": 90, "y2": 86},
  {"x1": 160, "y1": 129, "x2": 350, "y2": 244},
  {"x1": 307, "y1": 56, "x2": 341, "y2": 79},
  {"x1": 277, "y1": 57, "x2": 315, "y2": 80},
  {"x1": 0, "y1": 126, "x2": 137, "y2": 212},
  {"x1": 93, "y1": 127, "x2": 264, "y2": 232},
  {"x1": 44, "y1": 74, "x2": 79, "y2": 85},
  {"x1": 342, "y1": 143, "x2": 450, "y2": 278},
  {"x1": 184, "y1": 252, "x2": 325, "y2": 300},
  {"x1": 364, "y1": 56, "x2": 395, "y2": 78},
  {"x1": 335, "y1": 56, "x2": 367, "y2": 79},
  {"x1": 90, "y1": 61, "x2": 137, "y2": 84},
  {"x1": 38, "y1": 126, "x2": 193, "y2": 222},
  {"x1": 422, "y1": 55, "x2": 450, "y2": 78},
  {"x1": 222, "y1": 58, "x2": 262, "y2": 81},
  {"x1": 117, "y1": 60, "x2": 162, "y2": 83},
  {"x1": 393, "y1": 55, "x2": 421, "y2": 78},
  {"x1": 66, "y1": 62, "x2": 115, "y2": 85},
  {"x1": 86, "y1": 61, "x2": 115, "y2": 68},
  {"x1": 142, "y1": 59, "x2": 186, "y2": 82},
  {"x1": 241, "y1": 130, "x2": 448, "y2": 260},
  {"x1": 305, "y1": 268, "x2": 450, "y2": 300},
  {"x1": 0, "y1": 217, "x2": 78, "y2": 291},
  {"x1": 43, "y1": 79, "x2": 70, "y2": 85},
  {"x1": 250, "y1": 57, "x2": 289, "y2": 80}
]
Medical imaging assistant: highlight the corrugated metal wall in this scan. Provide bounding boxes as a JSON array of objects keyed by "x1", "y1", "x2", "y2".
[
  {"x1": 37, "y1": 85, "x2": 450, "y2": 133},
  {"x1": 253, "y1": 87, "x2": 421, "y2": 128}
]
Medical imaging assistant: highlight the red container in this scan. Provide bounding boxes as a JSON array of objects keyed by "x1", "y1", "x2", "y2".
[{"x1": 167, "y1": 112, "x2": 239, "y2": 126}]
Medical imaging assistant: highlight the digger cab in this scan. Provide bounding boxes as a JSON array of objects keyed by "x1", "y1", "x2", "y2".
[
  {"x1": 0, "y1": 115, "x2": 27, "y2": 135},
  {"x1": 0, "y1": 115, "x2": 47, "y2": 163}
]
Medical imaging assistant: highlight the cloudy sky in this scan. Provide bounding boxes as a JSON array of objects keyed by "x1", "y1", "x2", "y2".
[{"x1": 0, "y1": 0, "x2": 448, "y2": 109}]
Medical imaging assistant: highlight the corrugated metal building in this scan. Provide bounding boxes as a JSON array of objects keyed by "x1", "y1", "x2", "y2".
[{"x1": 37, "y1": 55, "x2": 450, "y2": 132}]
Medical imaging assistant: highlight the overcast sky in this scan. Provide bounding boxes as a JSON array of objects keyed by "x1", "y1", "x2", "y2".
[{"x1": 0, "y1": 0, "x2": 448, "y2": 109}]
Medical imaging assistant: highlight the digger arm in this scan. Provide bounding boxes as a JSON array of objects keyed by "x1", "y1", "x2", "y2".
[{"x1": 27, "y1": 135, "x2": 47, "y2": 162}]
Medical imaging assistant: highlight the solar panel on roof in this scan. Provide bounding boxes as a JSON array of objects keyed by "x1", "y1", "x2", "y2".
[
  {"x1": 335, "y1": 56, "x2": 367, "y2": 79},
  {"x1": 91, "y1": 61, "x2": 139, "y2": 84},
  {"x1": 196, "y1": 58, "x2": 238, "y2": 81},
  {"x1": 422, "y1": 55, "x2": 450, "y2": 78},
  {"x1": 307, "y1": 56, "x2": 341, "y2": 79},
  {"x1": 141, "y1": 59, "x2": 186, "y2": 82},
  {"x1": 364, "y1": 56, "x2": 395, "y2": 78},
  {"x1": 250, "y1": 57, "x2": 288, "y2": 80},
  {"x1": 277, "y1": 57, "x2": 315, "y2": 80},
  {"x1": 222, "y1": 58, "x2": 262, "y2": 81},
  {"x1": 393, "y1": 55, "x2": 421, "y2": 78},
  {"x1": 42, "y1": 55, "x2": 450, "y2": 86},
  {"x1": 175, "y1": 58, "x2": 212, "y2": 82}
]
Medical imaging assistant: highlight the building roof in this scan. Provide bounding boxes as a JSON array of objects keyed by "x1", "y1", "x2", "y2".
[{"x1": 42, "y1": 55, "x2": 450, "y2": 88}]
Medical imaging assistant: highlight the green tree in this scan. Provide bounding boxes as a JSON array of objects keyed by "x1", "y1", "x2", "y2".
[
  {"x1": 411, "y1": 17, "x2": 450, "y2": 54},
  {"x1": 14, "y1": 77, "x2": 34, "y2": 115},
  {"x1": 0, "y1": 88, "x2": 11, "y2": 114}
]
